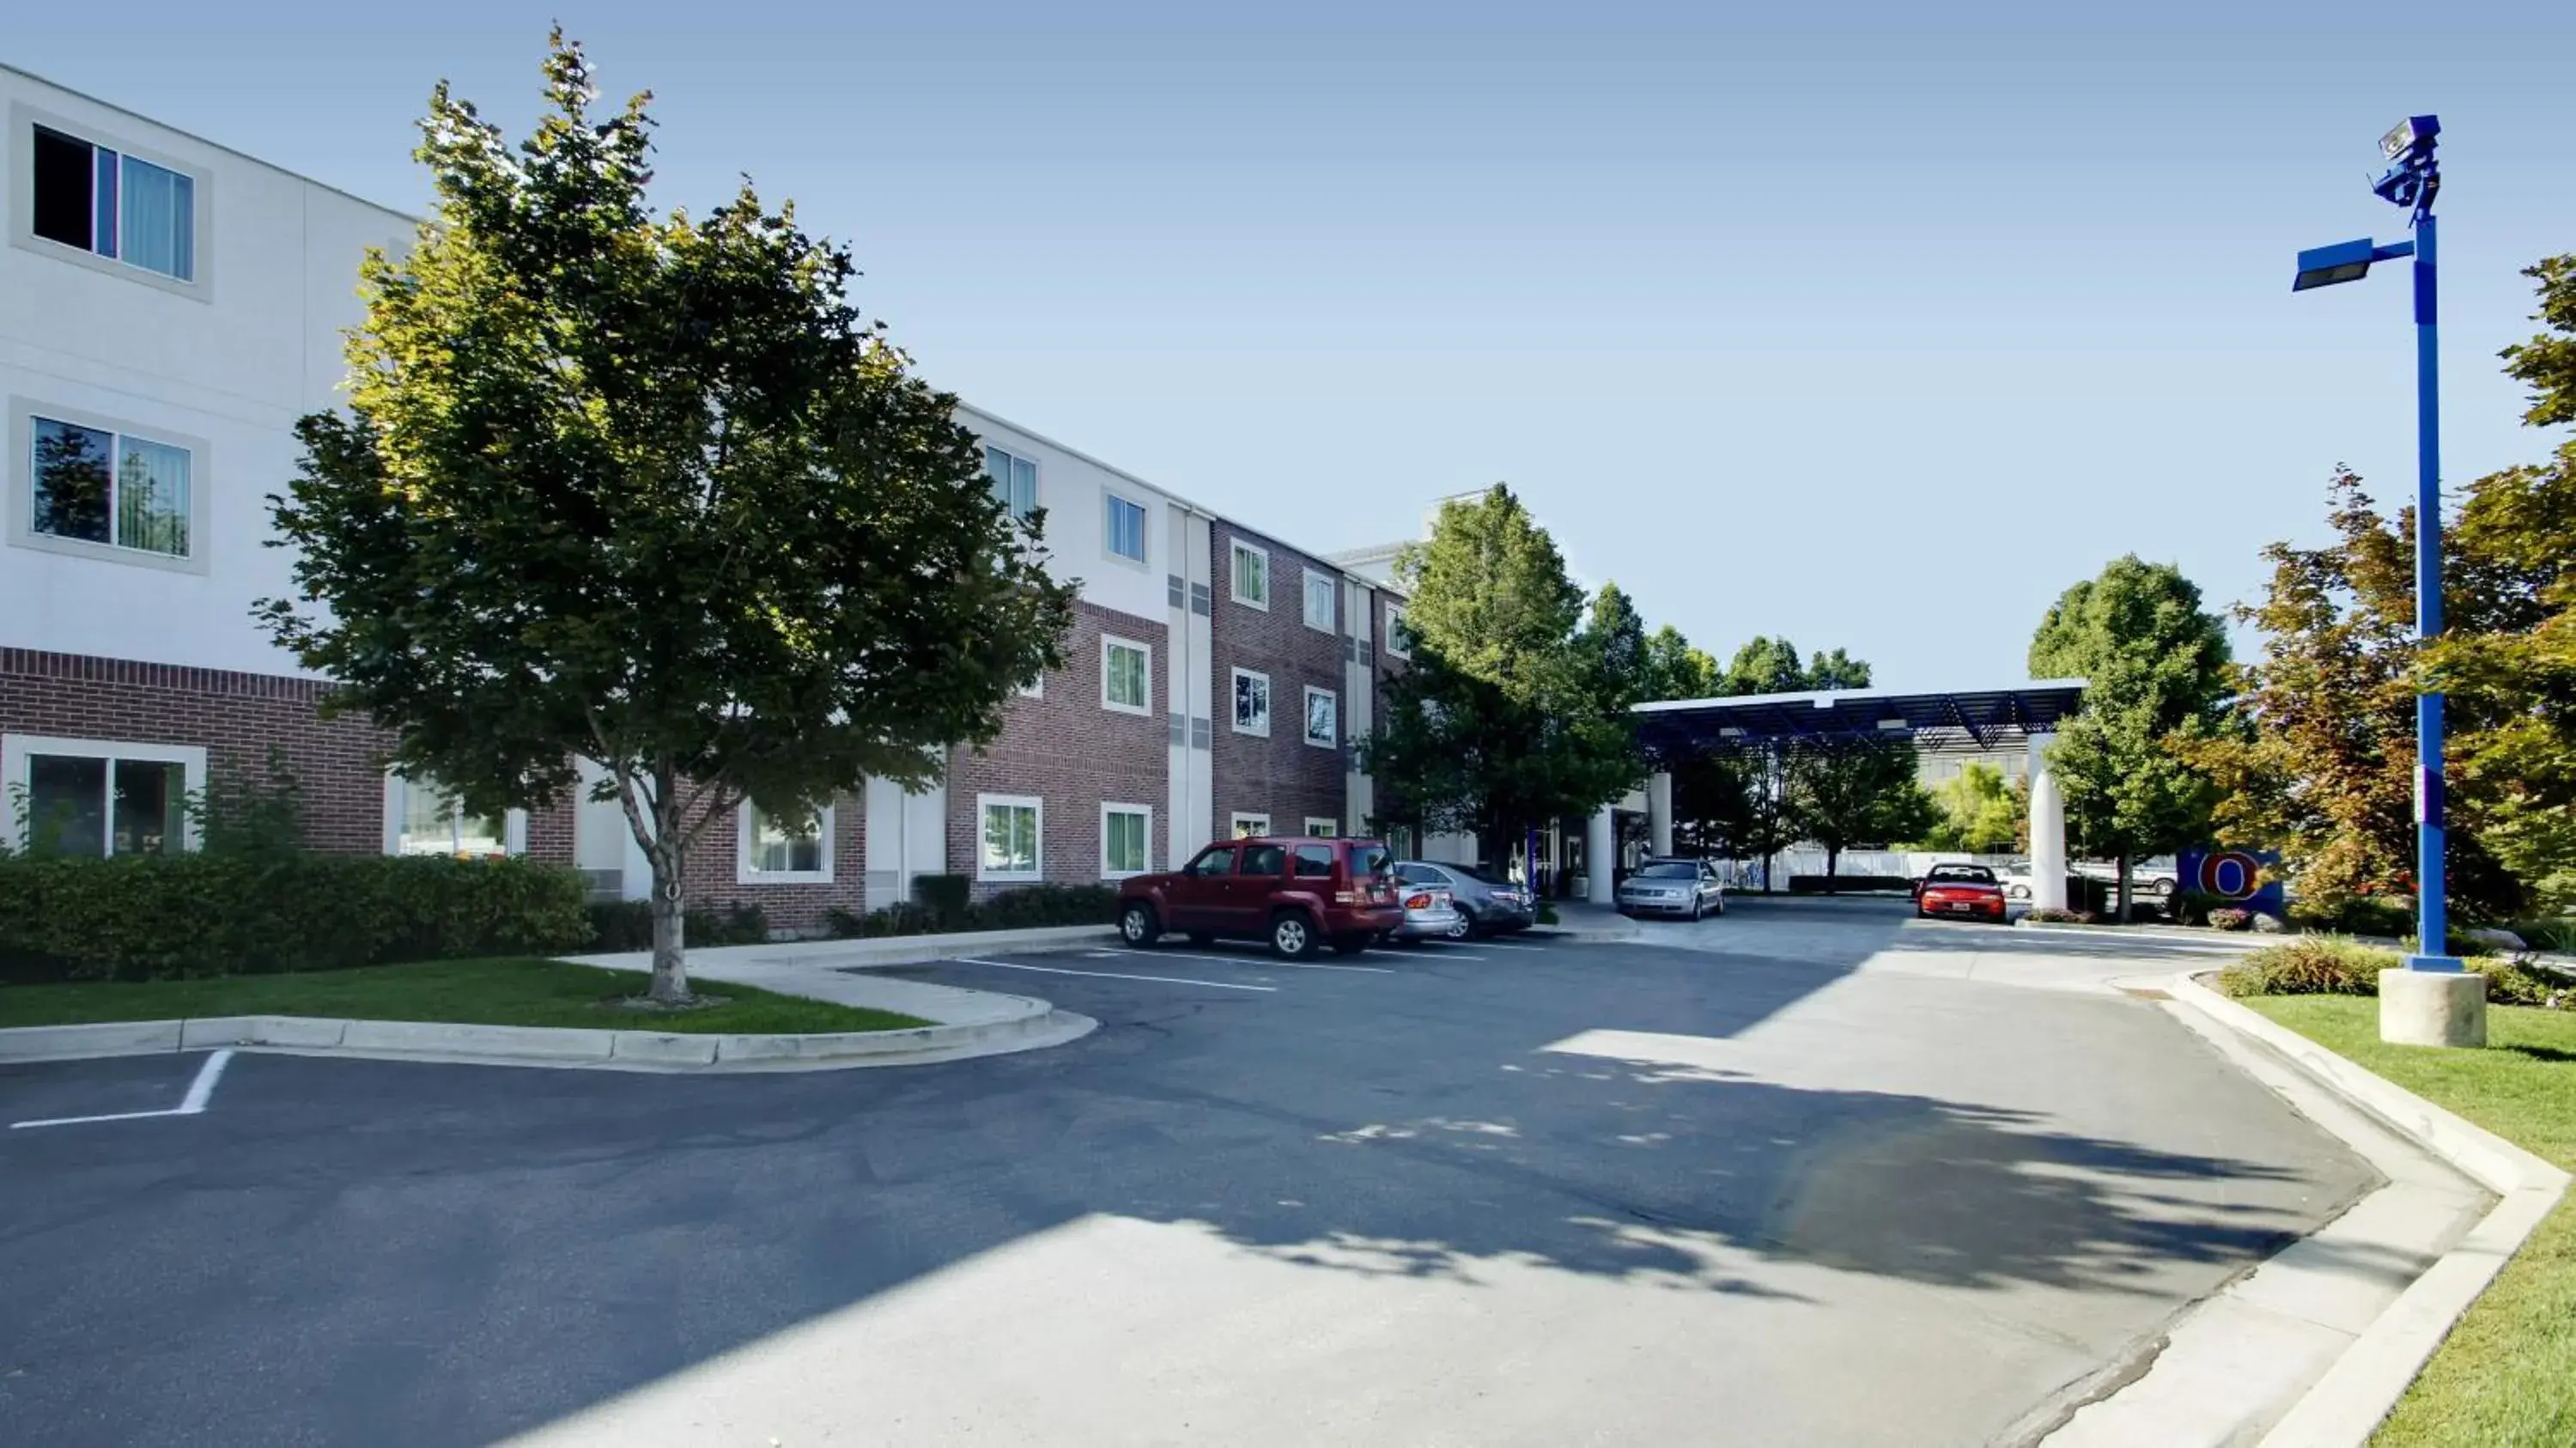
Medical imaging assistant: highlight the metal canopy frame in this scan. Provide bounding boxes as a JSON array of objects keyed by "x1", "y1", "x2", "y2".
[{"x1": 1631, "y1": 679, "x2": 2087, "y2": 762}]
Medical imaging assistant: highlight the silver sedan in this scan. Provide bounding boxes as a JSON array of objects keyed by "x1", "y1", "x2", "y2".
[{"x1": 1616, "y1": 859, "x2": 1727, "y2": 920}]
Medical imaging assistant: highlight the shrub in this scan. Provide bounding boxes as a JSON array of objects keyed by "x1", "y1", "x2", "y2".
[
  {"x1": 582, "y1": 898, "x2": 772, "y2": 952},
  {"x1": 971, "y1": 883, "x2": 1118, "y2": 930},
  {"x1": 0, "y1": 853, "x2": 590, "y2": 983},
  {"x1": 2172, "y1": 889, "x2": 2222, "y2": 927},
  {"x1": 2207, "y1": 908, "x2": 2251, "y2": 931},
  {"x1": 2024, "y1": 908, "x2": 2096, "y2": 924},
  {"x1": 1537, "y1": 902, "x2": 1561, "y2": 926},
  {"x1": 2221, "y1": 935, "x2": 2399, "y2": 998},
  {"x1": 2509, "y1": 916, "x2": 2576, "y2": 954},
  {"x1": 2288, "y1": 895, "x2": 2415, "y2": 940},
  {"x1": 2478, "y1": 958, "x2": 2573, "y2": 1009},
  {"x1": 913, "y1": 873, "x2": 972, "y2": 930}
]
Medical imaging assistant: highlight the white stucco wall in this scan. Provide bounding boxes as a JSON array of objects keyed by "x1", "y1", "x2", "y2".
[{"x1": 2, "y1": 66, "x2": 414, "y2": 677}]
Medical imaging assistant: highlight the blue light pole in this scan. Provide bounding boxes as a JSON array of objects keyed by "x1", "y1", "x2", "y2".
[{"x1": 2292, "y1": 115, "x2": 2462, "y2": 977}]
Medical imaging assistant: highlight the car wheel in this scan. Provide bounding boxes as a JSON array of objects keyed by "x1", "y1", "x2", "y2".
[
  {"x1": 1271, "y1": 910, "x2": 1317, "y2": 960},
  {"x1": 1443, "y1": 910, "x2": 1473, "y2": 941},
  {"x1": 1688, "y1": 898, "x2": 1702, "y2": 922},
  {"x1": 1710, "y1": 898, "x2": 1725, "y2": 917},
  {"x1": 1118, "y1": 902, "x2": 1160, "y2": 948}
]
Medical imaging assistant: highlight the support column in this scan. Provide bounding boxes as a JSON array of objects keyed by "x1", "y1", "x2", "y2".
[
  {"x1": 1586, "y1": 806, "x2": 1616, "y2": 905},
  {"x1": 1647, "y1": 772, "x2": 1674, "y2": 858},
  {"x1": 2028, "y1": 732, "x2": 2067, "y2": 912}
]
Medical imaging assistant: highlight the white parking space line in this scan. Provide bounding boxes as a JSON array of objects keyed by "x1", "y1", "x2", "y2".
[
  {"x1": 947, "y1": 958, "x2": 1278, "y2": 992},
  {"x1": 11, "y1": 1049, "x2": 234, "y2": 1131},
  {"x1": 1115, "y1": 948, "x2": 1396, "y2": 975},
  {"x1": 1393, "y1": 948, "x2": 1487, "y2": 960},
  {"x1": 1467, "y1": 940, "x2": 1551, "y2": 952}
]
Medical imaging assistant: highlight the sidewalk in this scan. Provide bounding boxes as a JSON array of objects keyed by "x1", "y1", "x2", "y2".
[
  {"x1": 1524, "y1": 902, "x2": 1642, "y2": 943},
  {"x1": 567, "y1": 923, "x2": 1114, "y2": 978}
]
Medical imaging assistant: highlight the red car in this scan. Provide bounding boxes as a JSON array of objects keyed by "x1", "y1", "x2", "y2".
[
  {"x1": 1915, "y1": 862, "x2": 2008, "y2": 922},
  {"x1": 1118, "y1": 837, "x2": 1405, "y2": 958}
]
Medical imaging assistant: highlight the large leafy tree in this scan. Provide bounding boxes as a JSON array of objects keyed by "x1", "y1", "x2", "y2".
[
  {"x1": 1784, "y1": 739, "x2": 1938, "y2": 879},
  {"x1": 2026, "y1": 557, "x2": 2231, "y2": 919},
  {"x1": 1663, "y1": 637, "x2": 1879, "y2": 885},
  {"x1": 1641, "y1": 624, "x2": 1720, "y2": 702},
  {"x1": 1913, "y1": 761, "x2": 2027, "y2": 854},
  {"x1": 262, "y1": 36, "x2": 1076, "y2": 1002},
  {"x1": 1364, "y1": 487, "x2": 1635, "y2": 863}
]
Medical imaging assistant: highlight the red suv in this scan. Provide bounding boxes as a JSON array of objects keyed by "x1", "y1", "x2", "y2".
[{"x1": 1117, "y1": 837, "x2": 1404, "y2": 958}]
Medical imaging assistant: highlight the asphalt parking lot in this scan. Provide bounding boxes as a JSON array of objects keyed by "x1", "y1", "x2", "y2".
[{"x1": 0, "y1": 898, "x2": 2367, "y2": 1447}]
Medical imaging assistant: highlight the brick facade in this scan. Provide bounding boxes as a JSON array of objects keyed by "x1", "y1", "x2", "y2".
[
  {"x1": 1210, "y1": 524, "x2": 1347, "y2": 839},
  {"x1": 0, "y1": 648, "x2": 575, "y2": 861},
  {"x1": 672, "y1": 784, "x2": 868, "y2": 934},
  {"x1": 946, "y1": 599, "x2": 1170, "y2": 898}
]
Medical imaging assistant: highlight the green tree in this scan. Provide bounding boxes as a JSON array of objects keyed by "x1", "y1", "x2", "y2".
[
  {"x1": 1720, "y1": 636, "x2": 1809, "y2": 696},
  {"x1": 1579, "y1": 582, "x2": 1652, "y2": 711},
  {"x1": 260, "y1": 36, "x2": 1075, "y2": 1003},
  {"x1": 1784, "y1": 739, "x2": 1939, "y2": 879},
  {"x1": 1663, "y1": 638, "x2": 1879, "y2": 887},
  {"x1": 1641, "y1": 624, "x2": 1720, "y2": 702},
  {"x1": 1365, "y1": 487, "x2": 1635, "y2": 861},
  {"x1": 1914, "y1": 761, "x2": 2026, "y2": 854},
  {"x1": 2029, "y1": 557, "x2": 2231, "y2": 920}
]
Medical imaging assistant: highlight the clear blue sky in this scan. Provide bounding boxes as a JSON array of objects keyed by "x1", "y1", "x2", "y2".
[{"x1": 13, "y1": 1, "x2": 2572, "y2": 689}]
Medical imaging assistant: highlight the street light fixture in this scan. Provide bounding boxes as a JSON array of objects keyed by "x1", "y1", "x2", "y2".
[{"x1": 2291, "y1": 113, "x2": 2480, "y2": 1044}]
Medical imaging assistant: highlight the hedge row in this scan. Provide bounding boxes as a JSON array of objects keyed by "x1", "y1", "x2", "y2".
[
  {"x1": 0, "y1": 854, "x2": 591, "y2": 983},
  {"x1": 828, "y1": 879, "x2": 1118, "y2": 939}
]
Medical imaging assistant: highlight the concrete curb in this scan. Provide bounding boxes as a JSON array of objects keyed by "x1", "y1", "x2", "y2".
[
  {"x1": 0, "y1": 1001, "x2": 1093, "y2": 1074},
  {"x1": 2163, "y1": 973, "x2": 2571, "y2": 1448},
  {"x1": 565, "y1": 926, "x2": 1116, "y2": 976}
]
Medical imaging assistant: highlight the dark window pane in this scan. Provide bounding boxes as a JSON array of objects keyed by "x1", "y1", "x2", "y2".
[
  {"x1": 32, "y1": 126, "x2": 94, "y2": 251},
  {"x1": 112, "y1": 759, "x2": 186, "y2": 855},
  {"x1": 1242, "y1": 844, "x2": 1286, "y2": 876},
  {"x1": 1188, "y1": 846, "x2": 1235, "y2": 877},
  {"x1": 1293, "y1": 845, "x2": 1334, "y2": 878},
  {"x1": 27, "y1": 754, "x2": 107, "y2": 856},
  {"x1": 32, "y1": 417, "x2": 113, "y2": 545}
]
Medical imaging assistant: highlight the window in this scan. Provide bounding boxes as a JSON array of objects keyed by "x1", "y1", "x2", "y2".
[
  {"x1": 1303, "y1": 817, "x2": 1339, "y2": 838},
  {"x1": 23, "y1": 413, "x2": 193, "y2": 559},
  {"x1": 1102, "y1": 803, "x2": 1153, "y2": 878},
  {"x1": 1385, "y1": 604, "x2": 1412, "y2": 659},
  {"x1": 1241, "y1": 842, "x2": 1287, "y2": 876},
  {"x1": 985, "y1": 445, "x2": 1038, "y2": 523},
  {"x1": 1231, "y1": 812, "x2": 1271, "y2": 839},
  {"x1": 1231, "y1": 668, "x2": 1271, "y2": 736},
  {"x1": 1104, "y1": 492, "x2": 1147, "y2": 563},
  {"x1": 1303, "y1": 686, "x2": 1338, "y2": 749},
  {"x1": 979, "y1": 794, "x2": 1042, "y2": 881},
  {"x1": 1303, "y1": 569, "x2": 1336, "y2": 631},
  {"x1": 1293, "y1": 843, "x2": 1335, "y2": 878},
  {"x1": 1188, "y1": 844, "x2": 1237, "y2": 877},
  {"x1": 740, "y1": 800, "x2": 831, "y2": 882},
  {"x1": 388, "y1": 773, "x2": 511, "y2": 858},
  {"x1": 1230, "y1": 540, "x2": 1269, "y2": 608},
  {"x1": 2, "y1": 736, "x2": 202, "y2": 856},
  {"x1": 27, "y1": 122, "x2": 197, "y2": 282},
  {"x1": 1102, "y1": 636, "x2": 1152, "y2": 715}
]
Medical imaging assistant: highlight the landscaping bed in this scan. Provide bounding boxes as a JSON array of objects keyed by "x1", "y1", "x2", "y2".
[
  {"x1": 0, "y1": 958, "x2": 927, "y2": 1035},
  {"x1": 2238, "y1": 991, "x2": 2575, "y2": 1445}
]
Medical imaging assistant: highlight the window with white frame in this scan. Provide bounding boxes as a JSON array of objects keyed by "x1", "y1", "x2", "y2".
[
  {"x1": 1230, "y1": 540, "x2": 1269, "y2": 608},
  {"x1": 979, "y1": 794, "x2": 1042, "y2": 880},
  {"x1": 1104, "y1": 491, "x2": 1147, "y2": 563},
  {"x1": 18, "y1": 410, "x2": 196, "y2": 562},
  {"x1": 2, "y1": 735, "x2": 202, "y2": 856},
  {"x1": 387, "y1": 772, "x2": 516, "y2": 858},
  {"x1": 1102, "y1": 635, "x2": 1152, "y2": 715},
  {"x1": 740, "y1": 800, "x2": 831, "y2": 881},
  {"x1": 1231, "y1": 667, "x2": 1271, "y2": 736},
  {"x1": 1230, "y1": 812, "x2": 1271, "y2": 839},
  {"x1": 1101, "y1": 802, "x2": 1152, "y2": 878},
  {"x1": 1303, "y1": 569, "x2": 1336, "y2": 631},
  {"x1": 1303, "y1": 686, "x2": 1338, "y2": 748},
  {"x1": 1385, "y1": 603, "x2": 1412, "y2": 658},
  {"x1": 985, "y1": 444, "x2": 1038, "y2": 524},
  {"x1": 26, "y1": 120, "x2": 199, "y2": 283},
  {"x1": 1303, "y1": 816, "x2": 1339, "y2": 837}
]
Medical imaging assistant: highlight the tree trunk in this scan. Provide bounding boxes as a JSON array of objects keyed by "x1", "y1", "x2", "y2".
[
  {"x1": 2115, "y1": 848, "x2": 2134, "y2": 926},
  {"x1": 1826, "y1": 843, "x2": 1841, "y2": 889},
  {"x1": 646, "y1": 780, "x2": 691, "y2": 1005}
]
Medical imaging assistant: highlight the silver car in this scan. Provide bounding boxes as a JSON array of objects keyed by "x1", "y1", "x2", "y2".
[
  {"x1": 1617, "y1": 858, "x2": 1727, "y2": 920},
  {"x1": 1388, "y1": 883, "x2": 1466, "y2": 943},
  {"x1": 1394, "y1": 861, "x2": 1537, "y2": 939}
]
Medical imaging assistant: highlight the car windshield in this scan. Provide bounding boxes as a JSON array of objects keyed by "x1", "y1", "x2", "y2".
[
  {"x1": 1636, "y1": 862, "x2": 1696, "y2": 879},
  {"x1": 1928, "y1": 865, "x2": 1996, "y2": 883}
]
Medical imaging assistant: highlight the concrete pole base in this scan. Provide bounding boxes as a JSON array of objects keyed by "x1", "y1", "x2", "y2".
[{"x1": 2378, "y1": 968, "x2": 2488, "y2": 1048}]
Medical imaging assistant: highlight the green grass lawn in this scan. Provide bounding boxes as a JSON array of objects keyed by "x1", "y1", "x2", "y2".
[
  {"x1": 0, "y1": 958, "x2": 928, "y2": 1035},
  {"x1": 2245, "y1": 995, "x2": 2576, "y2": 1448}
]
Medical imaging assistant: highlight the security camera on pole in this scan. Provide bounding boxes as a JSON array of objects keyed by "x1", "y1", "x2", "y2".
[{"x1": 2290, "y1": 115, "x2": 2485, "y2": 1048}]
